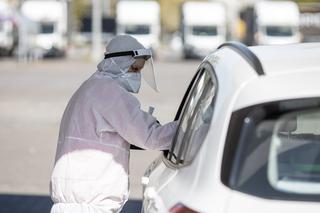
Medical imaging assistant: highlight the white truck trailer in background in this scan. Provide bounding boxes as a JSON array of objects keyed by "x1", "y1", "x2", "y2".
[
  {"x1": 116, "y1": 0, "x2": 160, "y2": 54},
  {"x1": 254, "y1": 1, "x2": 301, "y2": 45},
  {"x1": 20, "y1": 0, "x2": 67, "y2": 57},
  {"x1": 181, "y1": 1, "x2": 227, "y2": 59},
  {"x1": 0, "y1": 1, "x2": 18, "y2": 56}
]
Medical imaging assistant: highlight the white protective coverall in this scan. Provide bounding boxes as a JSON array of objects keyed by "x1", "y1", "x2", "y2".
[{"x1": 50, "y1": 35, "x2": 177, "y2": 213}]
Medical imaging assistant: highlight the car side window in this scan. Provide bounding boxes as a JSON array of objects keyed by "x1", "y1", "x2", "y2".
[{"x1": 167, "y1": 63, "x2": 217, "y2": 166}]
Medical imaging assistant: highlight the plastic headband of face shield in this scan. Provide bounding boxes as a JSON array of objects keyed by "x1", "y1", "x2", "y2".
[{"x1": 104, "y1": 49, "x2": 152, "y2": 60}]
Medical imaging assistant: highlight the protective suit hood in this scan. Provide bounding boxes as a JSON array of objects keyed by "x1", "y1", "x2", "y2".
[
  {"x1": 96, "y1": 35, "x2": 158, "y2": 92},
  {"x1": 97, "y1": 35, "x2": 144, "y2": 75}
]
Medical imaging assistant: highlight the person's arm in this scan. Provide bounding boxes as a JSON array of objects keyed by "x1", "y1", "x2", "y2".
[{"x1": 98, "y1": 87, "x2": 177, "y2": 150}]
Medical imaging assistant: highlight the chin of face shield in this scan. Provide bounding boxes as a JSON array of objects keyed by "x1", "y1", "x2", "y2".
[{"x1": 134, "y1": 49, "x2": 158, "y2": 92}]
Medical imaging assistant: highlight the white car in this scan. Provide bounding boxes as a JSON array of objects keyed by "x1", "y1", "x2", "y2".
[{"x1": 141, "y1": 42, "x2": 320, "y2": 213}]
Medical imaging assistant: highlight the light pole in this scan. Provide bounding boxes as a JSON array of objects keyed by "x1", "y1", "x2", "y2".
[
  {"x1": 91, "y1": 0, "x2": 102, "y2": 61},
  {"x1": 66, "y1": 0, "x2": 72, "y2": 47}
]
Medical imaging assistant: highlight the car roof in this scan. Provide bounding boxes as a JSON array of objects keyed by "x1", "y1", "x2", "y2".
[
  {"x1": 250, "y1": 43, "x2": 320, "y2": 76},
  {"x1": 206, "y1": 42, "x2": 320, "y2": 111}
]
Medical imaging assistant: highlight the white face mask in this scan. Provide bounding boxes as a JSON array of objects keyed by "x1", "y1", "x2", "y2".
[
  {"x1": 103, "y1": 58, "x2": 141, "y2": 93},
  {"x1": 120, "y1": 72, "x2": 141, "y2": 93}
]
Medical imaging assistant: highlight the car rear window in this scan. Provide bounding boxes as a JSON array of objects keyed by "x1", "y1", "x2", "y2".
[
  {"x1": 124, "y1": 24, "x2": 150, "y2": 35},
  {"x1": 265, "y1": 26, "x2": 294, "y2": 37},
  {"x1": 40, "y1": 22, "x2": 54, "y2": 34},
  {"x1": 191, "y1": 25, "x2": 218, "y2": 36},
  {"x1": 268, "y1": 110, "x2": 320, "y2": 195},
  {"x1": 222, "y1": 98, "x2": 320, "y2": 202}
]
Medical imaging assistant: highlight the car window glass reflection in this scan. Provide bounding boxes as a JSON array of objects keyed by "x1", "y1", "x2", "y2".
[
  {"x1": 268, "y1": 109, "x2": 320, "y2": 194},
  {"x1": 169, "y1": 65, "x2": 217, "y2": 165}
]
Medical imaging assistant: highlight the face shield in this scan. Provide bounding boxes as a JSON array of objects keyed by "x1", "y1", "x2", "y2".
[{"x1": 104, "y1": 49, "x2": 158, "y2": 92}]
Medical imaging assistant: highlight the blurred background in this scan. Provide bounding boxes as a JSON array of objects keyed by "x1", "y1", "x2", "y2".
[{"x1": 0, "y1": 0, "x2": 319, "y2": 212}]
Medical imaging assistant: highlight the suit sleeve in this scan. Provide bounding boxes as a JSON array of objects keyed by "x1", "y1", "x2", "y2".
[{"x1": 97, "y1": 86, "x2": 178, "y2": 150}]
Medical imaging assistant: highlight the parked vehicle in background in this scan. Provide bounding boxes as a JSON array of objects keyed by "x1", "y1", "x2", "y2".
[
  {"x1": 180, "y1": 1, "x2": 226, "y2": 59},
  {"x1": 75, "y1": 16, "x2": 116, "y2": 45},
  {"x1": 116, "y1": 0, "x2": 160, "y2": 55},
  {"x1": 0, "y1": 1, "x2": 18, "y2": 56},
  {"x1": 20, "y1": 0, "x2": 67, "y2": 57},
  {"x1": 254, "y1": 0, "x2": 301, "y2": 45},
  {"x1": 141, "y1": 42, "x2": 320, "y2": 213}
]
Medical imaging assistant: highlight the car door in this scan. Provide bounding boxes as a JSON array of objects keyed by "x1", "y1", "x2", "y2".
[{"x1": 142, "y1": 61, "x2": 218, "y2": 212}]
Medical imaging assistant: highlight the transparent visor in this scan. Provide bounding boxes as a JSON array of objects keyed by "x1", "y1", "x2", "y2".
[{"x1": 134, "y1": 49, "x2": 159, "y2": 92}]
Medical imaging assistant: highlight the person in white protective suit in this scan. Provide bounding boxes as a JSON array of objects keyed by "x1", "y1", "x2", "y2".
[{"x1": 50, "y1": 35, "x2": 177, "y2": 213}]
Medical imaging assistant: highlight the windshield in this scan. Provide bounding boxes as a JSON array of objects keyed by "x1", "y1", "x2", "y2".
[
  {"x1": 40, "y1": 22, "x2": 54, "y2": 34},
  {"x1": 124, "y1": 24, "x2": 150, "y2": 35},
  {"x1": 265, "y1": 26, "x2": 294, "y2": 37},
  {"x1": 191, "y1": 25, "x2": 218, "y2": 36}
]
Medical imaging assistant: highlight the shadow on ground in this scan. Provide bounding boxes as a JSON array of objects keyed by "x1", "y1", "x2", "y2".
[{"x1": 0, "y1": 194, "x2": 142, "y2": 213}]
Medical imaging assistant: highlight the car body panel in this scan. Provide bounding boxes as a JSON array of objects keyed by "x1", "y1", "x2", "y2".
[
  {"x1": 234, "y1": 70, "x2": 320, "y2": 111},
  {"x1": 142, "y1": 43, "x2": 320, "y2": 213},
  {"x1": 226, "y1": 190, "x2": 320, "y2": 213}
]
